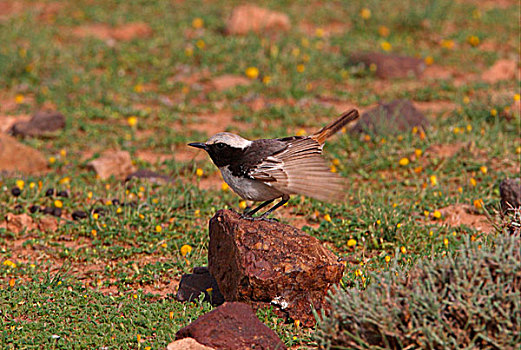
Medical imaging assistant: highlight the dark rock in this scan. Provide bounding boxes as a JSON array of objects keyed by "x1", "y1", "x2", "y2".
[
  {"x1": 176, "y1": 302, "x2": 286, "y2": 350},
  {"x1": 57, "y1": 190, "x2": 68, "y2": 198},
  {"x1": 72, "y1": 210, "x2": 88, "y2": 220},
  {"x1": 29, "y1": 205, "x2": 40, "y2": 214},
  {"x1": 0, "y1": 134, "x2": 48, "y2": 174},
  {"x1": 352, "y1": 99, "x2": 429, "y2": 135},
  {"x1": 349, "y1": 52, "x2": 425, "y2": 79},
  {"x1": 500, "y1": 178, "x2": 521, "y2": 213},
  {"x1": 42, "y1": 207, "x2": 54, "y2": 215},
  {"x1": 45, "y1": 188, "x2": 55, "y2": 197},
  {"x1": 208, "y1": 210, "x2": 345, "y2": 327},
  {"x1": 111, "y1": 198, "x2": 120, "y2": 206},
  {"x1": 11, "y1": 187, "x2": 21, "y2": 197},
  {"x1": 176, "y1": 266, "x2": 225, "y2": 306},
  {"x1": 14, "y1": 204, "x2": 24, "y2": 213},
  {"x1": 11, "y1": 110, "x2": 66, "y2": 137},
  {"x1": 52, "y1": 207, "x2": 62, "y2": 217},
  {"x1": 125, "y1": 169, "x2": 171, "y2": 184}
]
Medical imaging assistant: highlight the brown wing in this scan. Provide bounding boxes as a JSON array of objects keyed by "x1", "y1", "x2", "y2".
[{"x1": 249, "y1": 137, "x2": 346, "y2": 202}]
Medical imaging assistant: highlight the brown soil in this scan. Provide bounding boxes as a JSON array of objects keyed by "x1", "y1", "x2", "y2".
[
  {"x1": 437, "y1": 204, "x2": 494, "y2": 233},
  {"x1": 71, "y1": 22, "x2": 152, "y2": 42}
]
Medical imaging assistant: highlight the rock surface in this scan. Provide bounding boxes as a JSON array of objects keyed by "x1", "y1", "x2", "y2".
[
  {"x1": 208, "y1": 210, "x2": 344, "y2": 326},
  {"x1": 176, "y1": 302, "x2": 286, "y2": 350},
  {"x1": 500, "y1": 178, "x2": 521, "y2": 212},
  {"x1": 166, "y1": 337, "x2": 215, "y2": 350},
  {"x1": 226, "y1": 5, "x2": 290, "y2": 35},
  {"x1": 11, "y1": 110, "x2": 65, "y2": 137},
  {"x1": 350, "y1": 52, "x2": 425, "y2": 79},
  {"x1": 352, "y1": 99, "x2": 428, "y2": 135},
  {"x1": 176, "y1": 266, "x2": 225, "y2": 306},
  {"x1": 88, "y1": 150, "x2": 136, "y2": 180},
  {"x1": 0, "y1": 133, "x2": 47, "y2": 174}
]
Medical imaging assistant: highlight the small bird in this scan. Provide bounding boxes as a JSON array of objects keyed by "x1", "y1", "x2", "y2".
[{"x1": 189, "y1": 109, "x2": 360, "y2": 218}]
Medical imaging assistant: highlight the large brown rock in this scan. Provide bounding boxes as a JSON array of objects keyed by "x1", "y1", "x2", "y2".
[
  {"x1": 350, "y1": 52, "x2": 425, "y2": 79},
  {"x1": 226, "y1": 5, "x2": 290, "y2": 35},
  {"x1": 87, "y1": 150, "x2": 136, "y2": 180},
  {"x1": 176, "y1": 302, "x2": 285, "y2": 349},
  {"x1": 208, "y1": 210, "x2": 344, "y2": 326},
  {"x1": 0, "y1": 134, "x2": 47, "y2": 174},
  {"x1": 352, "y1": 99, "x2": 429, "y2": 135},
  {"x1": 500, "y1": 178, "x2": 521, "y2": 213},
  {"x1": 166, "y1": 338, "x2": 214, "y2": 350},
  {"x1": 11, "y1": 110, "x2": 65, "y2": 137}
]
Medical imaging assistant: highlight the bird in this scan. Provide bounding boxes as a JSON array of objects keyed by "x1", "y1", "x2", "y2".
[{"x1": 188, "y1": 108, "x2": 360, "y2": 218}]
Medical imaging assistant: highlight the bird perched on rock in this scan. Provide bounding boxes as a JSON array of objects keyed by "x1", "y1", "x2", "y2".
[{"x1": 189, "y1": 109, "x2": 359, "y2": 218}]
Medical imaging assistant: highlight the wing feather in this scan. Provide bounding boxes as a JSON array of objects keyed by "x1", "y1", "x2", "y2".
[{"x1": 249, "y1": 137, "x2": 346, "y2": 202}]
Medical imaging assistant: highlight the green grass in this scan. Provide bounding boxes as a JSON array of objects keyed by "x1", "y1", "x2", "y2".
[{"x1": 0, "y1": 0, "x2": 519, "y2": 348}]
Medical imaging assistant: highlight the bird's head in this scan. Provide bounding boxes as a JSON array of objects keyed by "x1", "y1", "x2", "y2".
[{"x1": 188, "y1": 132, "x2": 251, "y2": 167}]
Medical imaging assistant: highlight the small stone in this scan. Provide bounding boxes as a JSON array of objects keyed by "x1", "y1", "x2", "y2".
[
  {"x1": 500, "y1": 178, "x2": 521, "y2": 213},
  {"x1": 42, "y1": 207, "x2": 54, "y2": 215},
  {"x1": 52, "y1": 207, "x2": 62, "y2": 217},
  {"x1": 226, "y1": 5, "x2": 291, "y2": 35},
  {"x1": 208, "y1": 210, "x2": 344, "y2": 326},
  {"x1": 0, "y1": 134, "x2": 48, "y2": 174},
  {"x1": 176, "y1": 266, "x2": 225, "y2": 306},
  {"x1": 176, "y1": 302, "x2": 286, "y2": 349},
  {"x1": 11, "y1": 187, "x2": 21, "y2": 197},
  {"x1": 57, "y1": 190, "x2": 68, "y2": 198},
  {"x1": 45, "y1": 188, "x2": 55, "y2": 197},
  {"x1": 10, "y1": 110, "x2": 66, "y2": 137},
  {"x1": 352, "y1": 99, "x2": 429, "y2": 135},
  {"x1": 88, "y1": 150, "x2": 136, "y2": 180},
  {"x1": 349, "y1": 52, "x2": 425, "y2": 79},
  {"x1": 29, "y1": 205, "x2": 40, "y2": 214},
  {"x1": 71, "y1": 210, "x2": 88, "y2": 220}
]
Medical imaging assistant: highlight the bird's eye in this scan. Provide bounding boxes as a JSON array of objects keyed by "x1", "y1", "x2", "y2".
[{"x1": 216, "y1": 143, "x2": 226, "y2": 149}]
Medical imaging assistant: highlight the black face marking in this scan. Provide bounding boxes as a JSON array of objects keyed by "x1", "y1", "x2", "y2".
[{"x1": 204, "y1": 139, "x2": 288, "y2": 178}]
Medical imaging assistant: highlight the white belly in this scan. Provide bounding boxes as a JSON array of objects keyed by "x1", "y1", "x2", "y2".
[{"x1": 220, "y1": 166, "x2": 283, "y2": 201}]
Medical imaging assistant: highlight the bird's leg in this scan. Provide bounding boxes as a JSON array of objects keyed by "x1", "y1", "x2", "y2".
[
  {"x1": 260, "y1": 194, "x2": 290, "y2": 219},
  {"x1": 241, "y1": 199, "x2": 275, "y2": 219}
]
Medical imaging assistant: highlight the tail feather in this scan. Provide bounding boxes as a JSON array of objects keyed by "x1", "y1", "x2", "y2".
[{"x1": 311, "y1": 109, "x2": 359, "y2": 145}]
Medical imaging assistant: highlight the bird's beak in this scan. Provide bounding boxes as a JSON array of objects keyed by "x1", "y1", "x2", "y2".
[{"x1": 188, "y1": 142, "x2": 208, "y2": 150}]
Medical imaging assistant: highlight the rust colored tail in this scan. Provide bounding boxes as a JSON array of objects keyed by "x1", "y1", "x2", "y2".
[{"x1": 311, "y1": 109, "x2": 360, "y2": 144}]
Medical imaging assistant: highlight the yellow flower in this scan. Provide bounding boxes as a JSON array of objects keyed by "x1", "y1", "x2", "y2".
[
  {"x1": 470, "y1": 177, "x2": 477, "y2": 186},
  {"x1": 262, "y1": 75, "x2": 271, "y2": 84},
  {"x1": 9, "y1": 278, "x2": 15, "y2": 287},
  {"x1": 221, "y1": 182, "x2": 229, "y2": 191},
  {"x1": 376, "y1": 219, "x2": 381, "y2": 225},
  {"x1": 400, "y1": 246, "x2": 407, "y2": 254},
  {"x1": 347, "y1": 239, "x2": 357, "y2": 247},
  {"x1": 473, "y1": 198, "x2": 483, "y2": 209},
  {"x1": 443, "y1": 238, "x2": 449, "y2": 246},
  {"x1": 60, "y1": 149, "x2": 67, "y2": 157},
  {"x1": 433, "y1": 210, "x2": 442, "y2": 219},
  {"x1": 185, "y1": 47, "x2": 194, "y2": 57},
  {"x1": 480, "y1": 166, "x2": 487, "y2": 174},
  {"x1": 169, "y1": 311, "x2": 174, "y2": 319},
  {"x1": 239, "y1": 201, "x2": 247, "y2": 210},
  {"x1": 59, "y1": 177, "x2": 70, "y2": 185},
  {"x1": 423, "y1": 210, "x2": 430, "y2": 217},
  {"x1": 399, "y1": 157, "x2": 409, "y2": 166},
  {"x1": 192, "y1": 17, "x2": 204, "y2": 29},
  {"x1": 392, "y1": 203, "x2": 398, "y2": 208},
  {"x1": 294, "y1": 319, "x2": 300, "y2": 328},
  {"x1": 467, "y1": 35, "x2": 480, "y2": 47},
  {"x1": 378, "y1": 25, "x2": 390, "y2": 37},
  {"x1": 54, "y1": 200, "x2": 63, "y2": 208},
  {"x1": 424, "y1": 56, "x2": 434, "y2": 65},
  {"x1": 466, "y1": 124, "x2": 472, "y2": 132},
  {"x1": 134, "y1": 84, "x2": 143, "y2": 93},
  {"x1": 490, "y1": 108, "x2": 498, "y2": 117},
  {"x1": 127, "y1": 116, "x2": 138, "y2": 127},
  {"x1": 330, "y1": 165, "x2": 337, "y2": 173},
  {"x1": 245, "y1": 67, "x2": 259, "y2": 80},
  {"x1": 301, "y1": 37, "x2": 309, "y2": 47},
  {"x1": 196, "y1": 40, "x2": 205, "y2": 49},
  {"x1": 3, "y1": 260, "x2": 17, "y2": 268},
  {"x1": 296, "y1": 129, "x2": 306, "y2": 136},
  {"x1": 380, "y1": 41, "x2": 392, "y2": 51},
  {"x1": 429, "y1": 175, "x2": 438, "y2": 186},
  {"x1": 324, "y1": 214, "x2": 332, "y2": 222},
  {"x1": 396, "y1": 223, "x2": 402, "y2": 228},
  {"x1": 29, "y1": 182, "x2": 36, "y2": 189},
  {"x1": 15, "y1": 94, "x2": 25, "y2": 104},
  {"x1": 414, "y1": 166, "x2": 423, "y2": 174},
  {"x1": 441, "y1": 39, "x2": 455, "y2": 49},
  {"x1": 385, "y1": 255, "x2": 391, "y2": 263},
  {"x1": 196, "y1": 168, "x2": 203, "y2": 177},
  {"x1": 296, "y1": 64, "x2": 305, "y2": 73},
  {"x1": 194, "y1": 209, "x2": 200, "y2": 217},
  {"x1": 415, "y1": 149, "x2": 423, "y2": 157},
  {"x1": 180, "y1": 244, "x2": 192, "y2": 257},
  {"x1": 116, "y1": 207, "x2": 123, "y2": 214},
  {"x1": 15, "y1": 179, "x2": 24, "y2": 190},
  {"x1": 315, "y1": 27, "x2": 324, "y2": 37},
  {"x1": 91, "y1": 229, "x2": 97, "y2": 237},
  {"x1": 429, "y1": 230, "x2": 433, "y2": 236},
  {"x1": 355, "y1": 269, "x2": 363, "y2": 277},
  {"x1": 93, "y1": 213, "x2": 99, "y2": 220},
  {"x1": 514, "y1": 94, "x2": 520, "y2": 102},
  {"x1": 155, "y1": 225, "x2": 162, "y2": 233},
  {"x1": 360, "y1": 8, "x2": 371, "y2": 19}
]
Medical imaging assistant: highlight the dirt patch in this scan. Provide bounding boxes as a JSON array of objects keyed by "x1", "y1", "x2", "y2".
[
  {"x1": 187, "y1": 111, "x2": 249, "y2": 136},
  {"x1": 71, "y1": 22, "x2": 152, "y2": 42},
  {"x1": 437, "y1": 204, "x2": 494, "y2": 233},
  {"x1": 136, "y1": 150, "x2": 174, "y2": 164},
  {"x1": 427, "y1": 143, "x2": 467, "y2": 158},
  {"x1": 481, "y1": 59, "x2": 518, "y2": 84}
]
